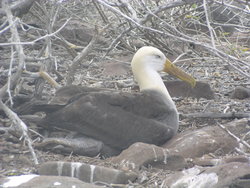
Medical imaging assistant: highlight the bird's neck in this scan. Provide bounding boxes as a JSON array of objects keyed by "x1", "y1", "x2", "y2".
[{"x1": 135, "y1": 68, "x2": 175, "y2": 106}]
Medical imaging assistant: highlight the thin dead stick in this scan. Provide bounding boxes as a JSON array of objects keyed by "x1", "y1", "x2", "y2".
[
  {"x1": 214, "y1": 0, "x2": 250, "y2": 14},
  {"x1": 0, "y1": 17, "x2": 18, "y2": 34},
  {"x1": 39, "y1": 71, "x2": 61, "y2": 89},
  {"x1": 7, "y1": 46, "x2": 15, "y2": 106},
  {"x1": 0, "y1": 0, "x2": 39, "y2": 164},
  {"x1": 217, "y1": 122, "x2": 250, "y2": 150},
  {"x1": 0, "y1": 0, "x2": 26, "y2": 98},
  {"x1": 25, "y1": 56, "x2": 50, "y2": 62},
  {"x1": 66, "y1": 25, "x2": 110, "y2": 85},
  {"x1": 0, "y1": 18, "x2": 71, "y2": 47},
  {"x1": 119, "y1": 0, "x2": 139, "y2": 21},
  {"x1": 54, "y1": 34, "x2": 78, "y2": 57},
  {"x1": 66, "y1": 31, "x2": 98, "y2": 85},
  {"x1": 0, "y1": 100, "x2": 39, "y2": 164},
  {"x1": 181, "y1": 112, "x2": 250, "y2": 119},
  {"x1": 203, "y1": 0, "x2": 216, "y2": 48},
  {"x1": 93, "y1": 0, "x2": 109, "y2": 24},
  {"x1": 103, "y1": 26, "x2": 133, "y2": 53},
  {"x1": 22, "y1": 70, "x2": 61, "y2": 89},
  {"x1": 235, "y1": 147, "x2": 250, "y2": 156}
]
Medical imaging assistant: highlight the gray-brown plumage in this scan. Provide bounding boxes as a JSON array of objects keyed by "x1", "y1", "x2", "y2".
[{"x1": 33, "y1": 46, "x2": 196, "y2": 156}]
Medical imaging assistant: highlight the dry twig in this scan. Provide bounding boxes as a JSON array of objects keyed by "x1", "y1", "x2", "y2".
[
  {"x1": 0, "y1": 0, "x2": 38, "y2": 164},
  {"x1": 0, "y1": 100, "x2": 38, "y2": 164},
  {"x1": 181, "y1": 112, "x2": 250, "y2": 119},
  {"x1": 217, "y1": 122, "x2": 250, "y2": 150},
  {"x1": 66, "y1": 25, "x2": 110, "y2": 85}
]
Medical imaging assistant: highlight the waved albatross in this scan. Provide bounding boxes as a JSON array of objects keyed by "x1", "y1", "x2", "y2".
[{"x1": 35, "y1": 46, "x2": 196, "y2": 156}]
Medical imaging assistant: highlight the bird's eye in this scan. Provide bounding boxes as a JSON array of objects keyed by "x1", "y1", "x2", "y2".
[{"x1": 154, "y1": 55, "x2": 162, "y2": 59}]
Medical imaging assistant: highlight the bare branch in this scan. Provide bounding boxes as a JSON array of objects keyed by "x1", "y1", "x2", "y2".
[
  {"x1": 103, "y1": 26, "x2": 133, "y2": 52},
  {"x1": 0, "y1": 100, "x2": 39, "y2": 164},
  {"x1": 6, "y1": 46, "x2": 15, "y2": 106},
  {"x1": 214, "y1": 0, "x2": 250, "y2": 14},
  {"x1": 66, "y1": 27, "x2": 101, "y2": 85},
  {"x1": 217, "y1": 122, "x2": 250, "y2": 150},
  {"x1": 0, "y1": 18, "x2": 71, "y2": 47},
  {"x1": 0, "y1": 0, "x2": 38, "y2": 165},
  {"x1": 181, "y1": 112, "x2": 250, "y2": 119},
  {"x1": 39, "y1": 71, "x2": 61, "y2": 89},
  {"x1": 0, "y1": 1, "x2": 26, "y2": 98},
  {"x1": 203, "y1": 0, "x2": 216, "y2": 48}
]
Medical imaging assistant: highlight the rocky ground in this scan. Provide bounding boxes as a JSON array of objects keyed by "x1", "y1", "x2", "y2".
[
  {"x1": 0, "y1": 45, "x2": 250, "y2": 187},
  {"x1": 0, "y1": 1, "x2": 250, "y2": 187}
]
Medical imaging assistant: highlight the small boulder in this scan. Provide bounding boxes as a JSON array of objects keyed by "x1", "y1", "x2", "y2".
[
  {"x1": 110, "y1": 119, "x2": 249, "y2": 171},
  {"x1": 0, "y1": 175, "x2": 102, "y2": 188},
  {"x1": 163, "y1": 162, "x2": 250, "y2": 188},
  {"x1": 231, "y1": 86, "x2": 250, "y2": 99},
  {"x1": 102, "y1": 62, "x2": 130, "y2": 76},
  {"x1": 38, "y1": 161, "x2": 137, "y2": 184},
  {"x1": 132, "y1": 81, "x2": 214, "y2": 99},
  {"x1": 162, "y1": 126, "x2": 237, "y2": 158},
  {"x1": 162, "y1": 118, "x2": 249, "y2": 158},
  {"x1": 35, "y1": 137, "x2": 103, "y2": 157},
  {"x1": 164, "y1": 81, "x2": 215, "y2": 99},
  {"x1": 193, "y1": 155, "x2": 250, "y2": 167},
  {"x1": 110, "y1": 142, "x2": 187, "y2": 171}
]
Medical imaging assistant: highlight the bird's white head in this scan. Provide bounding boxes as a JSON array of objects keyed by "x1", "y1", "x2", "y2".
[
  {"x1": 131, "y1": 46, "x2": 167, "y2": 74},
  {"x1": 131, "y1": 46, "x2": 196, "y2": 95}
]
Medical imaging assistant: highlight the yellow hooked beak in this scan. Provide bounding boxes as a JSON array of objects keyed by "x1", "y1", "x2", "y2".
[{"x1": 164, "y1": 59, "x2": 196, "y2": 88}]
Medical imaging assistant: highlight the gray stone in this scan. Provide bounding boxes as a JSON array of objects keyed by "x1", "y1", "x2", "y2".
[
  {"x1": 133, "y1": 81, "x2": 214, "y2": 99},
  {"x1": 102, "y1": 62, "x2": 130, "y2": 76},
  {"x1": 35, "y1": 137, "x2": 103, "y2": 157},
  {"x1": 164, "y1": 80, "x2": 214, "y2": 99},
  {"x1": 162, "y1": 162, "x2": 250, "y2": 188},
  {"x1": 1, "y1": 175, "x2": 102, "y2": 188},
  {"x1": 162, "y1": 126, "x2": 237, "y2": 158},
  {"x1": 38, "y1": 161, "x2": 137, "y2": 184},
  {"x1": 111, "y1": 119, "x2": 249, "y2": 172},
  {"x1": 193, "y1": 155, "x2": 250, "y2": 167},
  {"x1": 162, "y1": 119, "x2": 250, "y2": 158},
  {"x1": 110, "y1": 142, "x2": 187, "y2": 171},
  {"x1": 231, "y1": 86, "x2": 250, "y2": 99}
]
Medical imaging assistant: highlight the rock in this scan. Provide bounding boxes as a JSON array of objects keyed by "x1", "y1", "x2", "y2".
[
  {"x1": 132, "y1": 81, "x2": 214, "y2": 99},
  {"x1": 102, "y1": 62, "x2": 130, "y2": 76},
  {"x1": 38, "y1": 161, "x2": 137, "y2": 184},
  {"x1": 0, "y1": 0, "x2": 35, "y2": 17},
  {"x1": 0, "y1": 175, "x2": 102, "y2": 188},
  {"x1": 34, "y1": 137, "x2": 103, "y2": 157},
  {"x1": 110, "y1": 142, "x2": 187, "y2": 171},
  {"x1": 111, "y1": 119, "x2": 249, "y2": 171},
  {"x1": 162, "y1": 118, "x2": 249, "y2": 158},
  {"x1": 164, "y1": 81, "x2": 214, "y2": 99},
  {"x1": 193, "y1": 155, "x2": 250, "y2": 167},
  {"x1": 163, "y1": 167, "x2": 218, "y2": 188},
  {"x1": 59, "y1": 20, "x2": 93, "y2": 45},
  {"x1": 162, "y1": 125, "x2": 238, "y2": 158},
  {"x1": 163, "y1": 162, "x2": 250, "y2": 188},
  {"x1": 58, "y1": 19, "x2": 106, "y2": 46},
  {"x1": 231, "y1": 86, "x2": 250, "y2": 99}
]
